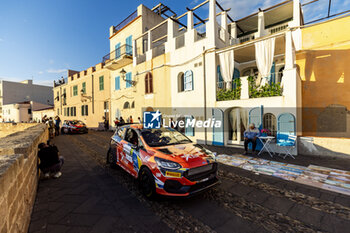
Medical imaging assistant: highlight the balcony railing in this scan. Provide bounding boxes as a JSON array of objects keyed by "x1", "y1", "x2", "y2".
[
  {"x1": 113, "y1": 11, "x2": 138, "y2": 34},
  {"x1": 216, "y1": 72, "x2": 284, "y2": 101},
  {"x1": 268, "y1": 23, "x2": 288, "y2": 35},
  {"x1": 102, "y1": 44, "x2": 133, "y2": 64}
]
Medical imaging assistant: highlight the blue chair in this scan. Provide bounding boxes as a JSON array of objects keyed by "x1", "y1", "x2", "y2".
[{"x1": 277, "y1": 135, "x2": 297, "y2": 159}]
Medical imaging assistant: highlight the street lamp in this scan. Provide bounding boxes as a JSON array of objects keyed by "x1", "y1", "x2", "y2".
[{"x1": 120, "y1": 68, "x2": 136, "y2": 86}]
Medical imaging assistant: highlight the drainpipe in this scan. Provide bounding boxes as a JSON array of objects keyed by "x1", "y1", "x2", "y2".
[
  {"x1": 92, "y1": 74, "x2": 94, "y2": 114},
  {"x1": 203, "y1": 47, "x2": 207, "y2": 145}
]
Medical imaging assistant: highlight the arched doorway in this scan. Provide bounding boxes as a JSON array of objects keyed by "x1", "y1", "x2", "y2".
[{"x1": 224, "y1": 107, "x2": 248, "y2": 144}]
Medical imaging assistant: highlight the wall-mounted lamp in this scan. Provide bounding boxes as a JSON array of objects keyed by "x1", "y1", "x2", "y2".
[{"x1": 120, "y1": 68, "x2": 137, "y2": 86}]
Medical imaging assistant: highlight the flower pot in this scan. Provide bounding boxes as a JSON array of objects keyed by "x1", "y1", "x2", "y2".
[{"x1": 262, "y1": 133, "x2": 267, "y2": 137}]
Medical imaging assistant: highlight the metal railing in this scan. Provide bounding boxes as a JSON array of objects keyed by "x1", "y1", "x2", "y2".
[
  {"x1": 175, "y1": 33, "x2": 185, "y2": 49},
  {"x1": 268, "y1": 23, "x2": 288, "y2": 34},
  {"x1": 113, "y1": 11, "x2": 138, "y2": 34},
  {"x1": 195, "y1": 24, "x2": 206, "y2": 41},
  {"x1": 102, "y1": 44, "x2": 133, "y2": 64},
  {"x1": 238, "y1": 33, "x2": 255, "y2": 43}
]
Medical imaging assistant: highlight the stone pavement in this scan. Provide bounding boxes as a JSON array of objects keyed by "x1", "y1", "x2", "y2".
[{"x1": 28, "y1": 135, "x2": 172, "y2": 233}]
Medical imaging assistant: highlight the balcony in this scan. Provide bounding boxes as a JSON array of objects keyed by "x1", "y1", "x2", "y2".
[
  {"x1": 216, "y1": 72, "x2": 283, "y2": 101},
  {"x1": 103, "y1": 44, "x2": 133, "y2": 70}
]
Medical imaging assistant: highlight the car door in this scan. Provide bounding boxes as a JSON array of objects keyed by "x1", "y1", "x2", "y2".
[{"x1": 120, "y1": 128, "x2": 139, "y2": 177}]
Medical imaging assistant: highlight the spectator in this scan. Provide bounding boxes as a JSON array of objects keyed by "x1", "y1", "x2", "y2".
[
  {"x1": 38, "y1": 142, "x2": 64, "y2": 178},
  {"x1": 42, "y1": 115, "x2": 48, "y2": 124},
  {"x1": 48, "y1": 117, "x2": 55, "y2": 138},
  {"x1": 119, "y1": 116, "x2": 125, "y2": 125},
  {"x1": 103, "y1": 117, "x2": 109, "y2": 131},
  {"x1": 129, "y1": 116, "x2": 133, "y2": 123},
  {"x1": 243, "y1": 123, "x2": 260, "y2": 155},
  {"x1": 138, "y1": 117, "x2": 142, "y2": 123},
  {"x1": 55, "y1": 116, "x2": 61, "y2": 136},
  {"x1": 114, "y1": 117, "x2": 120, "y2": 127}
]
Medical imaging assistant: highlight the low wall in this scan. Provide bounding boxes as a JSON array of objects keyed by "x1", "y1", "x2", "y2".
[
  {"x1": 0, "y1": 124, "x2": 48, "y2": 233},
  {"x1": 299, "y1": 136, "x2": 350, "y2": 158},
  {"x1": 0, "y1": 123, "x2": 38, "y2": 138}
]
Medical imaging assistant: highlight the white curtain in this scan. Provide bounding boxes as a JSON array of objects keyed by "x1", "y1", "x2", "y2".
[
  {"x1": 255, "y1": 38, "x2": 275, "y2": 87},
  {"x1": 219, "y1": 50, "x2": 234, "y2": 89},
  {"x1": 240, "y1": 108, "x2": 248, "y2": 131},
  {"x1": 229, "y1": 108, "x2": 238, "y2": 140}
]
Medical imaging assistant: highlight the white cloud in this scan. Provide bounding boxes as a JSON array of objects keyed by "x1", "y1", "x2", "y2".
[
  {"x1": 38, "y1": 71, "x2": 44, "y2": 75},
  {"x1": 46, "y1": 69, "x2": 66, "y2": 74}
]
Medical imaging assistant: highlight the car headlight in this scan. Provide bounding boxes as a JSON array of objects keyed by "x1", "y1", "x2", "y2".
[{"x1": 154, "y1": 157, "x2": 181, "y2": 170}]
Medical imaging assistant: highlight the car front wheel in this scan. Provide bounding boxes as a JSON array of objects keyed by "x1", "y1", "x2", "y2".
[
  {"x1": 139, "y1": 167, "x2": 156, "y2": 199},
  {"x1": 106, "y1": 148, "x2": 117, "y2": 169}
]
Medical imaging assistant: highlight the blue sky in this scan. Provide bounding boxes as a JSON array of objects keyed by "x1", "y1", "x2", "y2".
[{"x1": 0, "y1": 0, "x2": 349, "y2": 86}]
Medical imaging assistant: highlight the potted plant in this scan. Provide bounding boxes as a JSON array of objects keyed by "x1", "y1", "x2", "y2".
[{"x1": 261, "y1": 129, "x2": 270, "y2": 136}]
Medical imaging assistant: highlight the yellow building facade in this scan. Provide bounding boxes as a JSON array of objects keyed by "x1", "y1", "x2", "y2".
[
  {"x1": 53, "y1": 63, "x2": 111, "y2": 129},
  {"x1": 297, "y1": 15, "x2": 350, "y2": 138}
]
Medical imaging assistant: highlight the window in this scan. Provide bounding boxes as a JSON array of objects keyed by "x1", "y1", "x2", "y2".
[
  {"x1": 123, "y1": 102, "x2": 130, "y2": 109},
  {"x1": 63, "y1": 89, "x2": 66, "y2": 105},
  {"x1": 64, "y1": 108, "x2": 66, "y2": 116},
  {"x1": 125, "y1": 72, "x2": 132, "y2": 88},
  {"x1": 99, "y1": 76, "x2": 104, "y2": 91},
  {"x1": 145, "y1": 72, "x2": 153, "y2": 94},
  {"x1": 28, "y1": 109, "x2": 32, "y2": 114},
  {"x1": 217, "y1": 66, "x2": 224, "y2": 89},
  {"x1": 263, "y1": 113, "x2": 277, "y2": 136},
  {"x1": 70, "y1": 107, "x2": 76, "y2": 116},
  {"x1": 178, "y1": 72, "x2": 184, "y2": 92},
  {"x1": 115, "y1": 76, "x2": 120, "y2": 90},
  {"x1": 57, "y1": 108, "x2": 59, "y2": 115},
  {"x1": 185, "y1": 116, "x2": 195, "y2": 136},
  {"x1": 125, "y1": 128, "x2": 138, "y2": 146},
  {"x1": 81, "y1": 105, "x2": 88, "y2": 116},
  {"x1": 73, "y1": 85, "x2": 78, "y2": 96},
  {"x1": 82, "y1": 82, "x2": 86, "y2": 94},
  {"x1": 126, "y1": 35, "x2": 133, "y2": 56},
  {"x1": 184, "y1": 70, "x2": 193, "y2": 91},
  {"x1": 56, "y1": 91, "x2": 59, "y2": 101},
  {"x1": 67, "y1": 107, "x2": 70, "y2": 116},
  {"x1": 131, "y1": 101, "x2": 135, "y2": 109}
]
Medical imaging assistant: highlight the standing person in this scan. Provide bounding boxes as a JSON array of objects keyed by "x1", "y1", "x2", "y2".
[
  {"x1": 38, "y1": 142, "x2": 64, "y2": 178},
  {"x1": 119, "y1": 116, "x2": 125, "y2": 125},
  {"x1": 138, "y1": 117, "x2": 142, "y2": 124},
  {"x1": 243, "y1": 123, "x2": 260, "y2": 155},
  {"x1": 114, "y1": 117, "x2": 120, "y2": 127},
  {"x1": 42, "y1": 115, "x2": 48, "y2": 124},
  {"x1": 55, "y1": 116, "x2": 61, "y2": 136},
  {"x1": 48, "y1": 117, "x2": 55, "y2": 138},
  {"x1": 129, "y1": 116, "x2": 133, "y2": 123},
  {"x1": 103, "y1": 117, "x2": 109, "y2": 131}
]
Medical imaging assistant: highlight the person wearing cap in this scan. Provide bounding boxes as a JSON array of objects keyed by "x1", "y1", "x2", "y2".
[{"x1": 243, "y1": 123, "x2": 260, "y2": 155}]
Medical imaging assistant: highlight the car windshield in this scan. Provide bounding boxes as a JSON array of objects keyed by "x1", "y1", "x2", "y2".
[
  {"x1": 71, "y1": 120, "x2": 84, "y2": 125},
  {"x1": 140, "y1": 128, "x2": 192, "y2": 147}
]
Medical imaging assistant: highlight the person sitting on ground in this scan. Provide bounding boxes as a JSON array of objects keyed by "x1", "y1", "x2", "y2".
[
  {"x1": 38, "y1": 142, "x2": 64, "y2": 178},
  {"x1": 243, "y1": 123, "x2": 260, "y2": 155}
]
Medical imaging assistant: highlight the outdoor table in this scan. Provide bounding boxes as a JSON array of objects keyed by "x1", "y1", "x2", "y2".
[{"x1": 257, "y1": 136, "x2": 275, "y2": 157}]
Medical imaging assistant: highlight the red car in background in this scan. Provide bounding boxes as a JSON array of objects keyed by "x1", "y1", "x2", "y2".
[
  {"x1": 107, "y1": 124, "x2": 219, "y2": 198},
  {"x1": 61, "y1": 120, "x2": 88, "y2": 134}
]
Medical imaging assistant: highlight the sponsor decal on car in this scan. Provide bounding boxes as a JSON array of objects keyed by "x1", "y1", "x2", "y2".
[{"x1": 165, "y1": 171, "x2": 182, "y2": 178}]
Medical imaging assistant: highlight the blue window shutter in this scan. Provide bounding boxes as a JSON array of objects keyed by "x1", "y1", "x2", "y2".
[
  {"x1": 217, "y1": 66, "x2": 224, "y2": 89},
  {"x1": 126, "y1": 72, "x2": 132, "y2": 88},
  {"x1": 115, "y1": 76, "x2": 120, "y2": 90},
  {"x1": 269, "y1": 62, "x2": 275, "y2": 84},
  {"x1": 115, "y1": 43, "x2": 121, "y2": 59},
  {"x1": 212, "y1": 108, "x2": 224, "y2": 145},
  {"x1": 233, "y1": 68, "x2": 240, "y2": 89},
  {"x1": 126, "y1": 36, "x2": 132, "y2": 55}
]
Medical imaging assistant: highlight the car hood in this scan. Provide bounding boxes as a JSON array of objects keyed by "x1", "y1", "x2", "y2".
[{"x1": 152, "y1": 143, "x2": 215, "y2": 168}]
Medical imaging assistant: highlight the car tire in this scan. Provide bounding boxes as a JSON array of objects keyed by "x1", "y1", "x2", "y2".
[
  {"x1": 139, "y1": 167, "x2": 156, "y2": 199},
  {"x1": 106, "y1": 148, "x2": 117, "y2": 169}
]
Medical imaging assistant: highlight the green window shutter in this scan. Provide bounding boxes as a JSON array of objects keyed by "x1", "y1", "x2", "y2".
[
  {"x1": 73, "y1": 85, "x2": 78, "y2": 96},
  {"x1": 82, "y1": 82, "x2": 86, "y2": 94},
  {"x1": 85, "y1": 105, "x2": 88, "y2": 116},
  {"x1": 99, "y1": 76, "x2": 104, "y2": 91}
]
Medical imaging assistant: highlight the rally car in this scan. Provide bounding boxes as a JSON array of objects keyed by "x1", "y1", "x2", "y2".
[
  {"x1": 61, "y1": 120, "x2": 88, "y2": 134},
  {"x1": 106, "y1": 124, "x2": 219, "y2": 198}
]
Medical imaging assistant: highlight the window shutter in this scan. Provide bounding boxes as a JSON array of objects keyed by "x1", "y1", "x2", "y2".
[
  {"x1": 149, "y1": 73, "x2": 153, "y2": 93},
  {"x1": 115, "y1": 76, "x2": 120, "y2": 90},
  {"x1": 115, "y1": 43, "x2": 121, "y2": 59},
  {"x1": 126, "y1": 72, "x2": 132, "y2": 88},
  {"x1": 145, "y1": 74, "x2": 149, "y2": 94},
  {"x1": 126, "y1": 36, "x2": 132, "y2": 55}
]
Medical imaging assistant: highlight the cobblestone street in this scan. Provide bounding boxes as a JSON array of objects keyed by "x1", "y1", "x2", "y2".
[{"x1": 29, "y1": 131, "x2": 350, "y2": 233}]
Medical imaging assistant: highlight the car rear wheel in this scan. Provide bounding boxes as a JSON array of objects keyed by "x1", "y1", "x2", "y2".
[
  {"x1": 139, "y1": 167, "x2": 156, "y2": 199},
  {"x1": 106, "y1": 148, "x2": 117, "y2": 169}
]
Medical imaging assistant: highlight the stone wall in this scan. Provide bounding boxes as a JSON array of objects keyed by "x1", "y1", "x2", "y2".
[
  {"x1": 0, "y1": 123, "x2": 38, "y2": 138},
  {"x1": 0, "y1": 124, "x2": 48, "y2": 233}
]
